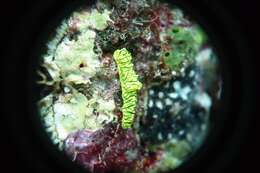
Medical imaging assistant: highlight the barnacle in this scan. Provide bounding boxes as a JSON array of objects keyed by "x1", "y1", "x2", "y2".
[{"x1": 113, "y1": 48, "x2": 143, "y2": 129}]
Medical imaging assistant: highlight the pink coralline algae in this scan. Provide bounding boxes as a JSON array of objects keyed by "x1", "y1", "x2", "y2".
[
  {"x1": 64, "y1": 124, "x2": 141, "y2": 173},
  {"x1": 149, "y1": 5, "x2": 173, "y2": 31}
]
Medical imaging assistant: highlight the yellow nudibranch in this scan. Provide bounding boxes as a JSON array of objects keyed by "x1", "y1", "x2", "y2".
[{"x1": 113, "y1": 48, "x2": 142, "y2": 129}]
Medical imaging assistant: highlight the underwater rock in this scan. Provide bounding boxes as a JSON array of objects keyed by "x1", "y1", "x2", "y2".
[
  {"x1": 139, "y1": 50, "x2": 213, "y2": 148},
  {"x1": 37, "y1": 0, "x2": 221, "y2": 172},
  {"x1": 38, "y1": 89, "x2": 117, "y2": 147},
  {"x1": 72, "y1": 9, "x2": 113, "y2": 31},
  {"x1": 64, "y1": 124, "x2": 140, "y2": 173},
  {"x1": 37, "y1": 6, "x2": 118, "y2": 147}
]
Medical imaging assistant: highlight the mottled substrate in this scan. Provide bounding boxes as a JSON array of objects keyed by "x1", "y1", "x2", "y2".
[
  {"x1": 37, "y1": 7, "x2": 119, "y2": 148},
  {"x1": 140, "y1": 48, "x2": 219, "y2": 172},
  {"x1": 37, "y1": 0, "x2": 221, "y2": 172},
  {"x1": 64, "y1": 124, "x2": 140, "y2": 173}
]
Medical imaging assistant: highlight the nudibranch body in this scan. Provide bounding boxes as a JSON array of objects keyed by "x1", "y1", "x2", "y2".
[{"x1": 113, "y1": 48, "x2": 142, "y2": 129}]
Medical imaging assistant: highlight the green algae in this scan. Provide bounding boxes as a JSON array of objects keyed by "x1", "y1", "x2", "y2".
[{"x1": 163, "y1": 22, "x2": 206, "y2": 72}]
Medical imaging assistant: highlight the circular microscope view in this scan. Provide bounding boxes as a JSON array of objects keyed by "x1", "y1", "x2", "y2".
[{"x1": 36, "y1": 0, "x2": 222, "y2": 173}]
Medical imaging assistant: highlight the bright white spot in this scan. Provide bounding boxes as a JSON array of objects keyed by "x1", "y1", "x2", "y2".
[
  {"x1": 201, "y1": 124, "x2": 207, "y2": 131},
  {"x1": 156, "y1": 101, "x2": 163, "y2": 110},
  {"x1": 153, "y1": 114, "x2": 158, "y2": 119},
  {"x1": 179, "y1": 86, "x2": 192, "y2": 100},
  {"x1": 149, "y1": 90, "x2": 154, "y2": 96},
  {"x1": 171, "y1": 138, "x2": 177, "y2": 144},
  {"x1": 64, "y1": 86, "x2": 70, "y2": 93},
  {"x1": 165, "y1": 98, "x2": 173, "y2": 106},
  {"x1": 53, "y1": 139, "x2": 60, "y2": 144},
  {"x1": 170, "y1": 103, "x2": 182, "y2": 114},
  {"x1": 179, "y1": 130, "x2": 185, "y2": 136},
  {"x1": 195, "y1": 92, "x2": 212, "y2": 110},
  {"x1": 172, "y1": 71, "x2": 177, "y2": 76},
  {"x1": 56, "y1": 123, "x2": 68, "y2": 140},
  {"x1": 189, "y1": 70, "x2": 195, "y2": 77},
  {"x1": 217, "y1": 80, "x2": 222, "y2": 99},
  {"x1": 54, "y1": 103, "x2": 72, "y2": 116},
  {"x1": 173, "y1": 81, "x2": 192, "y2": 100},
  {"x1": 167, "y1": 133, "x2": 173, "y2": 139},
  {"x1": 97, "y1": 113, "x2": 111, "y2": 123},
  {"x1": 149, "y1": 100, "x2": 154, "y2": 108},
  {"x1": 180, "y1": 67, "x2": 185, "y2": 74},
  {"x1": 173, "y1": 81, "x2": 181, "y2": 90},
  {"x1": 168, "y1": 93, "x2": 178, "y2": 99},
  {"x1": 46, "y1": 126, "x2": 55, "y2": 132},
  {"x1": 196, "y1": 48, "x2": 212, "y2": 66},
  {"x1": 98, "y1": 99, "x2": 115, "y2": 111},
  {"x1": 186, "y1": 133, "x2": 192, "y2": 141},
  {"x1": 158, "y1": 133, "x2": 163, "y2": 140},
  {"x1": 158, "y1": 92, "x2": 164, "y2": 98}
]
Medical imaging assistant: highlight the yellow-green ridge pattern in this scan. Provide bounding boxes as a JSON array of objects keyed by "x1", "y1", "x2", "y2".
[{"x1": 113, "y1": 48, "x2": 142, "y2": 129}]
